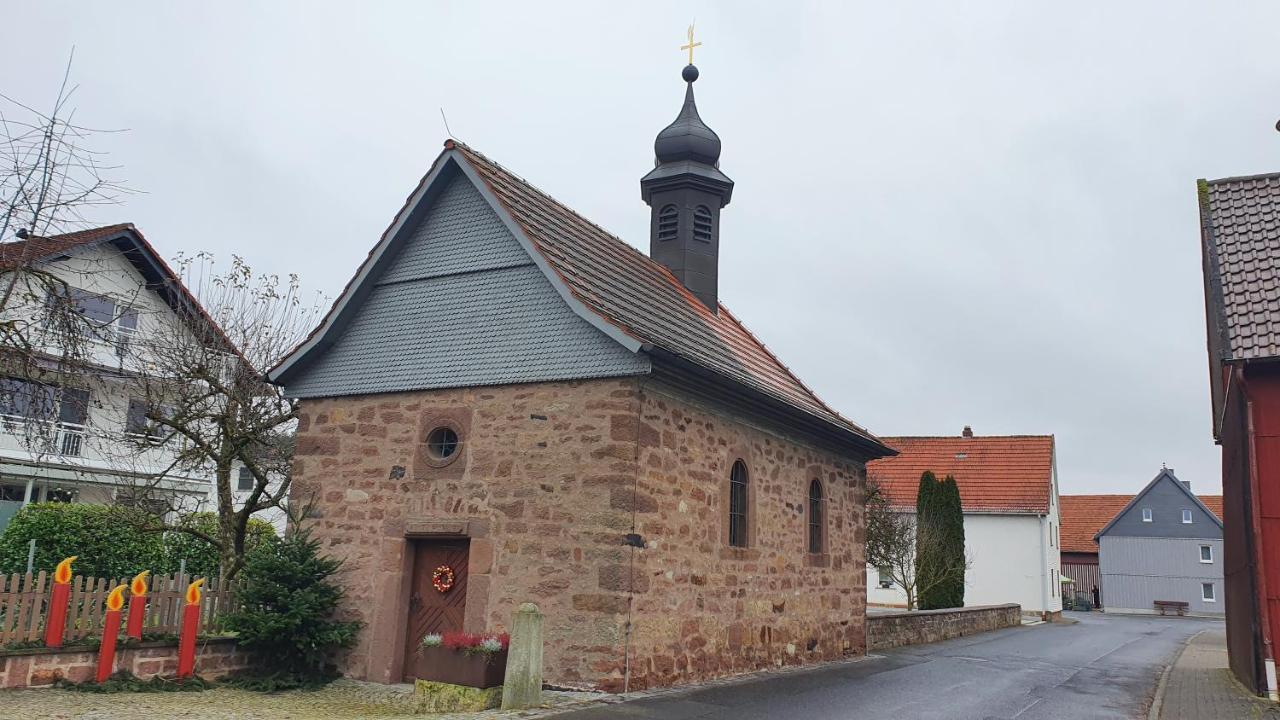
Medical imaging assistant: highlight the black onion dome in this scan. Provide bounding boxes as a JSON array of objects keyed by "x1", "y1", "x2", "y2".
[{"x1": 654, "y1": 65, "x2": 722, "y2": 166}]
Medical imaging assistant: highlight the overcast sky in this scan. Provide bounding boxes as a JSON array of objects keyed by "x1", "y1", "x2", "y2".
[{"x1": 6, "y1": 2, "x2": 1278, "y2": 495}]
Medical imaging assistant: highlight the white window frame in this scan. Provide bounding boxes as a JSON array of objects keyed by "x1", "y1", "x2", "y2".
[
  {"x1": 1200, "y1": 545, "x2": 1214, "y2": 564},
  {"x1": 1202, "y1": 582, "x2": 1216, "y2": 602},
  {"x1": 1182, "y1": 509, "x2": 1193, "y2": 524},
  {"x1": 1142, "y1": 508, "x2": 1153, "y2": 523}
]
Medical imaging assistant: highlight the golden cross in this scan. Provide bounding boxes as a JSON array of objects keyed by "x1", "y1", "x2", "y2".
[{"x1": 681, "y1": 24, "x2": 702, "y2": 65}]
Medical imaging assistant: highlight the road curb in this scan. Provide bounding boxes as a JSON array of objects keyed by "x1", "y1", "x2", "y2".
[{"x1": 1147, "y1": 629, "x2": 1207, "y2": 720}]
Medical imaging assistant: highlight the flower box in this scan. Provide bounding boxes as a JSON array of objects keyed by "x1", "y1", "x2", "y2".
[
  {"x1": 413, "y1": 631, "x2": 510, "y2": 689},
  {"x1": 416, "y1": 646, "x2": 508, "y2": 689}
]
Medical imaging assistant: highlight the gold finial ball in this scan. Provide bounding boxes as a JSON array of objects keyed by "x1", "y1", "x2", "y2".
[{"x1": 683, "y1": 64, "x2": 699, "y2": 83}]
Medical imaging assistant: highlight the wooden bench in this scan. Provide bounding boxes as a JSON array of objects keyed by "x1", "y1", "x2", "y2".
[{"x1": 1154, "y1": 600, "x2": 1189, "y2": 616}]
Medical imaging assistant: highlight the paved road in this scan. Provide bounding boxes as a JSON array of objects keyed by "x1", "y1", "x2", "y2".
[{"x1": 552, "y1": 613, "x2": 1220, "y2": 720}]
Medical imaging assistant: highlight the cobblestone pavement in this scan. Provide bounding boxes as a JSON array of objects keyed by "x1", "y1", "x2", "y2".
[
  {"x1": 0, "y1": 679, "x2": 604, "y2": 720},
  {"x1": 1158, "y1": 628, "x2": 1280, "y2": 720}
]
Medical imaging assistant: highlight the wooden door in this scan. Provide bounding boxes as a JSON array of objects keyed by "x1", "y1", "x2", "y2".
[{"x1": 403, "y1": 539, "x2": 469, "y2": 681}]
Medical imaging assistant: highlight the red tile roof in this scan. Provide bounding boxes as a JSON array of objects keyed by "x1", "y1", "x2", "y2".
[
  {"x1": 0, "y1": 223, "x2": 135, "y2": 270},
  {"x1": 1, "y1": 223, "x2": 238, "y2": 357},
  {"x1": 1059, "y1": 493, "x2": 1224, "y2": 554},
  {"x1": 450, "y1": 141, "x2": 880, "y2": 446},
  {"x1": 867, "y1": 434, "x2": 1055, "y2": 514}
]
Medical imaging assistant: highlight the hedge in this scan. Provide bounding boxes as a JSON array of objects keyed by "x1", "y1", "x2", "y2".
[{"x1": 0, "y1": 503, "x2": 279, "y2": 579}]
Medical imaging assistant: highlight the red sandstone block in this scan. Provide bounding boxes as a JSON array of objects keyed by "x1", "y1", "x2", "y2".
[{"x1": 28, "y1": 668, "x2": 62, "y2": 686}]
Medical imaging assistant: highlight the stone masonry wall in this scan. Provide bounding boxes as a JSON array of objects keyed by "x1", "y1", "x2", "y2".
[
  {"x1": 291, "y1": 379, "x2": 639, "y2": 688},
  {"x1": 291, "y1": 376, "x2": 870, "y2": 691},
  {"x1": 0, "y1": 638, "x2": 248, "y2": 689},
  {"x1": 621, "y1": 382, "x2": 868, "y2": 690},
  {"x1": 866, "y1": 604, "x2": 1022, "y2": 651}
]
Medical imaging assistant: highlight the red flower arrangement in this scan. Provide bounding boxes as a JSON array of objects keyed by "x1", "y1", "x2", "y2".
[{"x1": 441, "y1": 630, "x2": 510, "y2": 655}]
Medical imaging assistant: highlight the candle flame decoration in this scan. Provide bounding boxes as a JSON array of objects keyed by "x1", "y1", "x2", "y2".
[
  {"x1": 54, "y1": 556, "x2": 77, "y2": 584},
  {"x1": 185, "y1": 578, "x2": 205, "y2": 605},
  {"x1": 130, "y1": 570, "x2": 150, "y2": 596},
  {"x1": 106, "y1": 584, "x2": 127, "y2": 612}
]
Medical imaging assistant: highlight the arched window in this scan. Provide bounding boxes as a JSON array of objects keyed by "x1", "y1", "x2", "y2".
[
  {"x1": 693, "y1": 205, "x2": 713, "y2": 243},
  {"x1": 808, "y1": 479, "x2": 824, "y2": 554},
  {"x1": 657, "y1": 204, "x2": 679, "y2": 241},
  {"x1": 729, "y1": 460, "x2": 749, "y2": 547}
]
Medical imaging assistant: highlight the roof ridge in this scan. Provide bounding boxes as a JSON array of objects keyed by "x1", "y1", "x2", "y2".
[
  {"x1": 880, "y1": 434, "x2": 1054, "y2": 440},
  {"x1": 449, "y1": 141, "x2": 668, "y2": 275},
  {"x1": 1204, "y1": 171, "x2": 1280, "y2": 186},
  {"x1": 39, "y1": 222, "x2": 136, "y2": 240}
]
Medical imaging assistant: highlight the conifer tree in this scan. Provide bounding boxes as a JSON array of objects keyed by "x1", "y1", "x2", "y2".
[
  {"x1": 936, "y1": 474, "x2": 966, "y2": 607},
  {"x1": 223, "y1": 529, "x2": 361, "y2": 688},
  {"x1": 915, "y1": 471, "x2": 943, "y2": 609},
  {"x1": 916, "y1": 471, "x2": 968, "y2": 609}
]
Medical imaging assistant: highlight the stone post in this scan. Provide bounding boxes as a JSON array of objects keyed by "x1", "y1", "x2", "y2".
[{"x1": 500, "y1": 602, "x2": 544, "y2": 710}]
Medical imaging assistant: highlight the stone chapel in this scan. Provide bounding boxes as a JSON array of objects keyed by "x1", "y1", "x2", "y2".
[{"x1": 270, "y1": 61, "x2": 893, "y2": 691}]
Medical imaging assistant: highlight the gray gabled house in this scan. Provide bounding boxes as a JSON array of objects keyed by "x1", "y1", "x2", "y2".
[{"x1": 1096, "y1": 468, "x2": 1224, "y2": 616}]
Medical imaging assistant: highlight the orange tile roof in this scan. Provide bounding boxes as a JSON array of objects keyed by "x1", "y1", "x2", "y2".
[
  {"x1": 867, "y1": 434, "x2": 1054, "y2": 514},
  {"x1": 1059, "y1": 493, "x2": 1224, "y2": 554}
]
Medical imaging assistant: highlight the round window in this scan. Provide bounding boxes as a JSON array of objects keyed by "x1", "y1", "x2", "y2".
[{"x1": 426, "y1": 426, "x2": 459, "y2": 460}]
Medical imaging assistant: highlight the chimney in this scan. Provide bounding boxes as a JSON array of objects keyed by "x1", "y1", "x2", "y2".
[
  {"x1": 641, "y1": 63, "x2": 734, "y2": 311},
  {"x1": 961, "y1": 425, "x2": 973, "y2": 438},
  {"x1": 1181, "y1": 480, "x2": 1191, "y2": 491}
]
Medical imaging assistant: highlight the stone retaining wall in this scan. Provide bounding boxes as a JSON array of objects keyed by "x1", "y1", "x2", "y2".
[
  {"x1": 866, "y1": 604, "x2": 1021, "y2": 651},
  {"x1": 0, "y1": 637, "x2": 249, "y2": 689}
]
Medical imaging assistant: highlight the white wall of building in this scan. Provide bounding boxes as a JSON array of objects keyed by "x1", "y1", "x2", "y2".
[
  {"x1": 868, "y1": 511, "x2": 1063, "y2": 615},
  {"x1": 0, "y1": 242, "x2": 284, "y2": 534}
]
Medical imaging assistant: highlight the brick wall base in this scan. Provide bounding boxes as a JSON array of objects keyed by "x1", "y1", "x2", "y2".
[
  {"x1": 866, "y1": 604, "x2": 1021, "y2": 651},
  {"x1": 0, "y1": 638, "x2": 249, "y2": 689}
]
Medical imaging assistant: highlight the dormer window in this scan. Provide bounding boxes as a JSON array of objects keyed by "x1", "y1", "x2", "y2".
[
  {"x1": 692, "y1": 205, "x2": 713, "y2": 243},
  {"x1": 657, "y1": 205, "x2": 678, "y2": 241}
]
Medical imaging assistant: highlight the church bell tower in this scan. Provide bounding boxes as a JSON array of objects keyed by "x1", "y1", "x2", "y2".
[{"x1": 641, "y1": 55, "x2": 734, "y2": 312}]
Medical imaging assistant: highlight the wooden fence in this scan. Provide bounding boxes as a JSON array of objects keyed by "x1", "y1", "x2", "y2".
[{"x1": 0, "y1": 571, "x2": 237, "y2": 646}]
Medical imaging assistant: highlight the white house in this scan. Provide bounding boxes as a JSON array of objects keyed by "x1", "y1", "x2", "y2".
[
  {"x1": 866, "y1": 427, "x2": 1063, "y2": 618},
  {"x1": 0, "y1": 224, "x2": 285, "y2": 533}
]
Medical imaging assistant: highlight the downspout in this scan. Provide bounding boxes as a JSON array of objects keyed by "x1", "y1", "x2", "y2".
[
  {"x1": 1039, "y1": 512, "x2": 1049, "y2": 619},
  {"x1": 1239, "y1": 366, "x2": 1278, "y2": 700},
  {"x1": 622, "y1": 376, "x2": 647, "y2": 694}
]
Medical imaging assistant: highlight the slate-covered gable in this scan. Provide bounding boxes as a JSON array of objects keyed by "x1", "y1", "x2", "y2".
[
  {"x1": 1095, "y1": 470, "x2": 1223, "y2": 541},
  {"x1": 282, "y1": 174, "x2": 650, "y2": 399}
]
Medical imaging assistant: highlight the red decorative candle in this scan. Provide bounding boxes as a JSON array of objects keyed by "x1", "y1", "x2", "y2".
[
  {"x1": 95, "y1": 584, "x2": 127, "y2": 683},
  {"x1": 175, "y1": 579, "x2": 204, "y2": 678},
  {"x1": 125, "y1": 570, "x2": 150, "y2": 640},
  {"x1": 43, "y1": 556, "x2": 76, "y2": 648}
]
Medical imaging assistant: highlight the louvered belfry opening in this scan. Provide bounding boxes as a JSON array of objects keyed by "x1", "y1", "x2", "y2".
[
  {"x1": 729, "y1": 460, "x2": 749, "y2": 547},
  {"x1": 641, "y1": 64, "x2": 734, "y2": 311}
]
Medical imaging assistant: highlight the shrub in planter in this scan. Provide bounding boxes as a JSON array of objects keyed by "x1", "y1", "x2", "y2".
[{"x1": 416, "y1": 631, "x2": 510, "y2": 689}]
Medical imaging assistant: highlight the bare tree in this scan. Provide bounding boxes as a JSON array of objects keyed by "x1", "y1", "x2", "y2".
[
  {"x1": 0, "y1": 52, "x2": 131, "y2": 454},
  {"x1": 113, "y1": 253, "x2": 324, "y2": 580},
  {"x1": 865, "y1": 476, "x2": 971, "y2": 611}
]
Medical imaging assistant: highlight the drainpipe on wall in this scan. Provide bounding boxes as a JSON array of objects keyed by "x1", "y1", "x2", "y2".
[
  {"x1": 621, "y1": 378, "x2": 648, "y2": 694},
  {"x1": 1240, "y1": 367, "x2": 1278, "y2": 701},
  {"x1": 1039, "y1": 513, "x2": 1050, "y2": 620}
]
